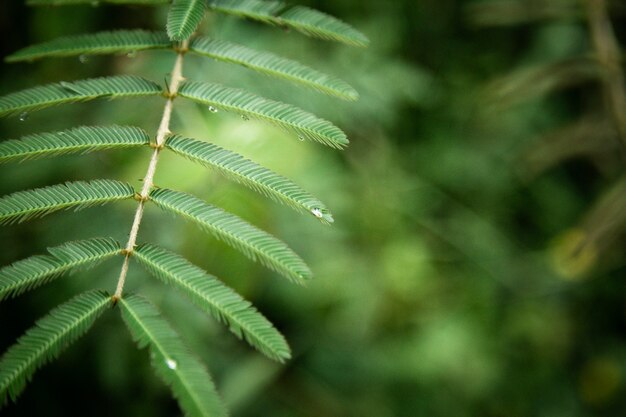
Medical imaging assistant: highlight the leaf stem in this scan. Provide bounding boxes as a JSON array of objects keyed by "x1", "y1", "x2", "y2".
[{"x1": 113, "y1": 41, "x2": 188, "y2": 301}]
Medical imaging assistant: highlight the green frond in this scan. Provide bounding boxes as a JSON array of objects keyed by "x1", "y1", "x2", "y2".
[
  {"x1": 133, "y1": 243, "x2": 291, "y2": 362},
  {"x1": 119, "y1": 294, "x2": 227, "y2": 417},
  {"x1": 0, "y1": 126, "x2": 150, "y2": 164},
  {"x1": 208, "y1": 0, "x2": 285, "y2": 25},
  {"x1": 178, "y1": 81, "x2": 348, "y2": 148},
  {"x1": 0, "y1": 238, "x2": 121, "y2": 301},
  {"x1": 27, "y1": 0, "x2": 168, "y2": 5},
  {"x1": 167, "y1": 0, "x2": 207, "y2": 41},
  {"x1": 277, "y1": 6, "x2": 369, "y2": 48},
  {"x1": 0, "y1": 75, "x2": 163, "y2": 118},
  {"x1": 149, "y1": 188, "x2": 312, "y2": 283},
  {"x1": 188, "y1": 36, "x2": 358, "y2": 100},
  {"x1": 208, "y1": 0, "x2": 369, "y2": 47},
  {"x1": 6, "y1": 31, "x2": 172, "y2": 63},
  {"x1": 0, "y1": 290, "x2": 111, "y2": 406},
  {"x1": 0, "y1": 179, "x2": 135, "y2": 226},
  {"x1": 165, "y1": 135, "x2": 334, "y2": 223}
]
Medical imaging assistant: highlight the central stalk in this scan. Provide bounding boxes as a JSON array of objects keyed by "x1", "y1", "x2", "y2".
[{"x1": 113, "y1": 40, "x2": 189, "y2": 301}]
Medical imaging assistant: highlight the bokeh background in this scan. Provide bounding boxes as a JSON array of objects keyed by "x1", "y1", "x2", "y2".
[{"x1": 1, "y1": 0, "x2": 626, "y2": 416}]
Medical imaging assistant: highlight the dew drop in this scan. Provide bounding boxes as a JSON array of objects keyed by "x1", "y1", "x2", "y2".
[
  {"x1": 126, "y1": 50, "x2": 137, "y2": 59},
  {"x1": 240, "y1": 114, "x2": 250, "y2": 121},
  {"x1": 311, "y1": 208, "x2": 323, "y2": 218},
  {"x1": 208, "y1": 106, "x2": 218, "y2": 113},
  {"x1": 298, "y1": 136, "x2": 305, "y2": 141},
  {"x1": 78, "y1": 54, "x2": 89, "y2": 64},
  {"x1": 19, "y1": 112, "x2": 28, "y2": 122},
  {"x1": 165, "y1": 358, "x2": 177, "y2": 370}
]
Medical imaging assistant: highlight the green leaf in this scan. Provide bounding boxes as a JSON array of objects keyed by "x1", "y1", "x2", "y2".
[
  {"x1": 208, "y1": 0, "x2": 369, "y2": 47},
  {"x1": 27, "y1": 0, "x2": 168, "y2": 5},
  {"x1": 165, "y1": 135, "x2": 333, "y2": 222},
  {"x1": 0, "y1": 75, "x2": 163, "y2": 118},
  {"x1": 6, "y1": 31, "x2": 172, "y2": 63},
  {"x1": 0, "y1": 126, "x2": 150, "y2": 164},
  {"x1": 167, "y1": 0, "x2": 207, "y2": 41},
  {"x1": 0, "y1": 238, "x2": 121, "y2": 301},
  {"x1": 0, "y1": 290, "x2": 111, "y2": 406},
  {"x1": 208, "y1": 0, "x2": 285, "y2": 25},
  {"x1": 149, "y1": 188, "x2": 312, "y2": 283},
  {"x1": 119, "y1": 294, "x2": 227, "y2": 417},
  {"x1": 188, "y1": 36, "x2": 358, "y2": 100},
  {"x1": 0, "y1": 179, "x2": 135, "y2": 226},
  {"x1": 277, "y1": 6, "x2": 370, "y2": 48},
  {"x1": 133, "y1": 243, "x2": 291, "y2": 362},
  {"x1": 178, "y1": 81, "x2": 348, "y2": 148}
]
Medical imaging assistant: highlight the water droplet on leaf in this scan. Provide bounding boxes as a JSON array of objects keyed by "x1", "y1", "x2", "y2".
[
  {"x1": 311, "y1": 208, "x2": 323, "y2": 218},
  {"x1": 298, "y1": 136, "x2": 305, "y2": 141},
  {"x1": 208, "y1": 106, "x2": 218, "y2": 113},
  {"x1": 19, "y1": 112, "x2": 28, "y2": 122},
  {"x1": 165, "y1": 358, "x2": 177, "y2": 370}
]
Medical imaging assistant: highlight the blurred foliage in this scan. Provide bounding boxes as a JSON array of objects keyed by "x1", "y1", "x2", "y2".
[{"x1": 1, "y1": 0, "x2": 626, "y2": 416}]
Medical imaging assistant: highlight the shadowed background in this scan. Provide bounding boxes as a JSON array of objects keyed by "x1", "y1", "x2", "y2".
[{"x1": 1, "y1": 1, "x2": 626, "y2": 416}]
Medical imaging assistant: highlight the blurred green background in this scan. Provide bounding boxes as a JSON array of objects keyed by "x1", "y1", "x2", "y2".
[{"x1": 1, "y1": 0, "x2": 626, "y2": 416}]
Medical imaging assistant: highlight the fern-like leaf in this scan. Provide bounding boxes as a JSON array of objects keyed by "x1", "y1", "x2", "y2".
[
  {"x1": 149, "y1": 188, "x2": 312, "y2": 283},
  {"x1": 0, "y1": 126, "x2": 150, "y2": 164},
  {"x1": 0, "y1": 238, "x2": 121, "y2": 301},
  {"x1": 0, "y1": 75, "x2": 163, "y2": 118},
  {"x1": 167, "y1": 0, "x2": 207, "y2": 41},
  {"x1": 178, "y1": 81, "x2": 348, "y2": 148},
  {"x1": 0, "y1": 179, "x2": 135, "y2": 225},
  {"x1": 277, "y1": 6, "x2": 370, "y2": 48},
  {"x1": 133, "y1": 243, "x2": 291, "y2": 361},
  {"x1": 208, "y1": 0, "x2": 369, "y2": 47},
  {"x1": 189, "y1": 36, "x2": 358, "y2": 100},
  {"x1": 0, "y1": 290, "x2": 111, "y2": 406},
  {"x1": 27, "y1": 0, "x2": 168, "y2": 5},
  {"x1": 165, "y1": 135, "x2": 333, "y2": 222},
  {"x1": 119, "y1": 294, "x2": 227, "y2": 417},
  {"x1": 6, "y1": 31, "x2": 172, "y2": 63},
  {"x1": 208, "y1": 0, "x2": 285, "y2": 25}
]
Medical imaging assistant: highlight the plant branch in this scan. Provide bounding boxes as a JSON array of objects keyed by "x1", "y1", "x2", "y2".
[
  {"x1": 585, "y1": 0, "x2": 626, "y2": 151},
  {"x1": 113, "y1": 41, "x2": 188, "y2": 301}
]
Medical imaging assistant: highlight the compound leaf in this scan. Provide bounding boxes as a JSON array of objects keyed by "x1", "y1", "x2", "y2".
[
  {"x1": 278, "y1": 6, "x2": 370, "y2": 48},
  {"x1": 149, "y1": 188, "x2": 312, "y2": 283},
  {"x1": 0, "y1": 290, "x2": 111, "y2": 406},
  {"x1": 165, "y1": 135, "x2": 333, "y2": 222},
  {"x1": 0, "y1": 126, "x2": 150, "y2": 164},
  {"x1": 0, "y1": 75, "x2": 163, "y2": 118},
  {"x1": 134, "y1": 243, "x2": 291, "y2": 361},
  {"x1": 119, "y1": 294, "x2": 227, "y2": 417},
  {"x1": 189, "y1": 36, "x2": 358, "y2": 100},
  {"x1": 167, "y1": 0, "x2": 207, "y2": 41},
  {"x1": 0, "y1": 238, "x2": 121, "y2": 301},
  {"x1": 208, "y1": 0, "x2": 285, "y2": 25},
  {"x1": 208, "y1": 0, "x2": 369, "y2": 47},
  {"x1": 178, "y1": 81, "x2": 348, "y2": 148},
  {"x1": 0, "y1": 179, "x2": 135, "y2": 226},
  {"x1": 6, "y1": 30, "x2": 172, "y2": 63}
]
